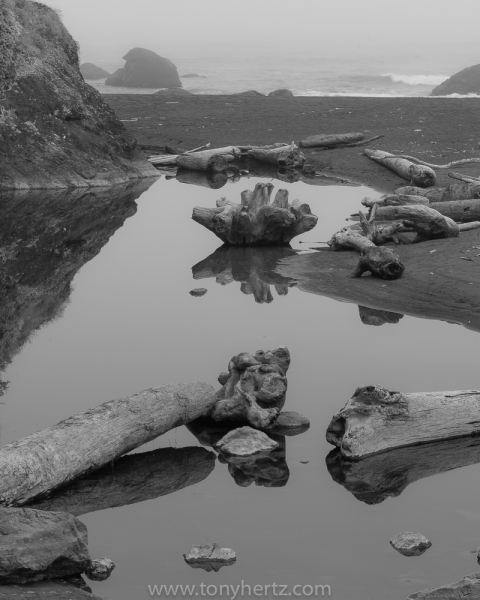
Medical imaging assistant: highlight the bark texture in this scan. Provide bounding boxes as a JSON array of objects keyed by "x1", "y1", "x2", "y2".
[
  {"x1": 326, "y1": 385, "x2": 480, "y2": 459},
  {"x1": 247, "y1": 144, "x2": 305, "y2": 168},
  {"x1": 364, "y1": 149, "x2": 436, "y2": 187},
  {"x1": 0, "y1": 383, "x2": 216, "y2": 506},
  {"x1": 176, "y1": 147, "x2": 240, "y2": 171},
  {"x1": 397, "y1": 182, "x2": 480, "y2": 202},
  {"x1": 369, "y1": 205, "x2": 459, "y2": 241}
]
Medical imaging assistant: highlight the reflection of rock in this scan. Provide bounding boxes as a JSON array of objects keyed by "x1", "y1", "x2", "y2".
[
  {"x1": 0, "y1": 580, "x2": 105, "y2": 599},
  {"x1": 215, "y1": 427, "x2": 279, "y2": 457},
  {"x1": 190, "y1": 288, "x2": 207, "y2": 297},
  {"x1": 30, "y1": 446, "x2": 215, "y2": 516},
  {"x1": 0, "y1": 181, "x2": 153, "y2": 375},
  {"x1": 0, "y1": 507, "x2": 90, "y2": 584},
  {"x1": 407, "y1": 572, "x2": 480, "y2": 599},
  {"x1": 80, "y1": 63, "x2": 111, "y2": 79},
  {"x1": 192, "y1": 246, "x2": 297, "y2": 304},
  {"x1": 358, "y1": 305, "x2": 404, "y2": 326},
  {"x1": 326, "y1": 436, "x2": 480, "y2": 505},
  {"x1": 84, "y1": 558, "x2": 115, "y2": 582},
  {"x1": 184, "y1": 544, "x2": 236, "y2": 572},
  {"x1": 390, "y1": 532, "x2": 431, "y2": 557},
  {"x1": 105, "y1": 48, "x2": 181, "y2": 89}
]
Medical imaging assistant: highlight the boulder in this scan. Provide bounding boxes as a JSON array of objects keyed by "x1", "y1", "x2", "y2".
[
  {"x1": 189, "y1": 288, "x2": 208, "y2": 297},
  {"x1": 105, "y1": 47, "x2": 182, "y2": 89},
  {"x1": 268, "y1": 89, "x2": 294, "y2": 98},
  {"x1": 265, "y1": 411, "x2": 310, "y2": 436},
  {"x1": 0, "y1": 507, "x2": 90, "y2": 584},
  {"x1": 0, "y1": 2, "x2": 157, "y2": 189},
  {"x1": 408, "y1": 572, "x2": 480, "y2": 599},
  {"x1": 215, "y1": 426, "x2": 279, "y2": 457},
  {"x1": 184, "y1": 544, "x2": 236, "y2": 572},
  {"x1": 389, "y1": 532, "x2": 432, "y2": 557},
  {"x1": 79, "y1": 63, "x2": 110, "y2": 80},
  {"x1": 431, "y1": 65, "x2": 480, "y2": 96},
  {"x1": 84, "y1": 558, "x2": 115, "y2": 582}
]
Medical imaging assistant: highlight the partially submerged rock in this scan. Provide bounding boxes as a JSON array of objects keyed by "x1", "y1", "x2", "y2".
[
  {"x1": 84, "y1": 558, "x2": 115, "y2": 582},
  {"x1": 0, "y1": 507, "x2": 90, "y2": 584},
  {"x1": 190, "y1": 288, "x2": 208, "y2": 297},
  {"x1": 265, "y1": 411, "x2": 310, "y2": 436},
  {"x1": 106, "y1": 47, "x2": 181, "y2": 89},
  {"x1": 80, "y1": 63, "x2": 110, "y2": 80},
  {"x1": 407, "y1": 572, "x2": 480, "y2": 599},
  {"x1": 215, "y1": 426, "x2": 279, "y2": 457},
  {"x1": 184, "y1": 543, "x2": 236, "y2": 572},
  {"x1": 389, "y1": 532, "x2": 432, "y2": 557}
]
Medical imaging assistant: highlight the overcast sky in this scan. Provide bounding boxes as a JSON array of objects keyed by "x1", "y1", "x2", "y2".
[{"x1": 42, "y1": 0, "x2": 479, "y2": 69}]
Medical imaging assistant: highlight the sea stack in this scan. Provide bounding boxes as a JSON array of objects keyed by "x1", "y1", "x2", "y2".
[
  {"x1": 105, "y1": 48, "x2": 182, "y2": 89},
  {"x1": 80, "y1": 62, "x2": 111, "y2": 80},
  {"x1": 0, "y1": 0, "x2": 158, "y2": 188},
  {"x1": 430, "y1": 64, "x2": 480, "y2": 96}
]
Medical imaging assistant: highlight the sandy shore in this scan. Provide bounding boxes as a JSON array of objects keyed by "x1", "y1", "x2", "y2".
[{"x1": 105, "y1": 95, "x2": 480, "y2": 192}]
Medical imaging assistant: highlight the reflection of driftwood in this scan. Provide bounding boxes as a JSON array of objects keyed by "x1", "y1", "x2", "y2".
[
  {"x1": 368, "y1": 205, "x2": 459, "y2": 241},
  {"x1": 30, "y1": 447, "x2": 215, "y2": 516},
  {"x1": 275, "y1": 234, "x2": 480, "y2": 332},
  {"x1": 326, "y1": 385, "x2": 480, "y2": 459},
  {"x1": 176, "y1": 169, "x2": 229, "y2": 189},
  {"x1": 192, "y1": 245, "x2": 296, "y2": 304},
  {"x1": 358, "y1": 306, "x2": 403, "y2": 326},
  {"x1": 0, "y1": 383, "x2": 216, "y2": 506},
  {"x1": 364, "y1": 149, "x2": 436, "y2": 188},
  {"x1": 397, "y1": 182, "x2": 480, "y2": 202},
  {"x1": 326, "y1": 435, "x2": 480, "y2": 505},
  {"x1": 192, "y1": 183, "x2": 318, "y2": 246}
]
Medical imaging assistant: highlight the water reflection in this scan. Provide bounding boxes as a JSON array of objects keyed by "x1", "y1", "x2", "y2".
[
  {"x1": 358, "y1": 306, "x2": 404, "y2": 326},
  {"x1": 0, "y1": 181, "x2": 154, "y2": 375},
  {"x1": 30, "y1": 446, "x2": 215, "y2": 516},
  {"x1": 192, "y1": 246, "x2": 297, "y2": 304},
  {"x1": 326, "y1": 435, "x2": 480, "y2": 505}
]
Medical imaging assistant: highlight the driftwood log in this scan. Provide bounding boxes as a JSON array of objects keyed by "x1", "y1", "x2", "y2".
[
  {"x1": 396, "y1": 182, "x2": 480, "y2": 202},
  {"x1": 210, "y1": 347, "x2": 290, "y2": 429},
  {"x1": 247, "y1": 144, "x2": 305, "y2": 169},
  {"x1": 421, "y1": 198, "x2": 480, "y2": 223},
  {"x1": 326, "y1": 435, "x2": 480, "y2": 505},
  {"x1": 448, "y1": 171, "x2": 480, "y2": 184},
  {"x1": 192, "y1": 183, "x2": 318, "y2": 246},
  {"x1": 364, "y1": 149, "x2": 436, "y2": 187},
  {"x1": 387, "y1": 155, "x2": 480, "y2": 169},
  {"x1": 326, "y1": 385, "x2": 480, "y2": 459},
  {"x1": 0, "y1": 382, "x2": 216, "y2": 506},
  {"x1": 362, "y1": 194, "x2": 429, "y2": 208},
  {"x1": 30, "y1": 446, "x2": 215, "y2": 516},
  {"x1": 176, "y1": 147, "x2": 240, "y2": 171},
  {"x1": 299, "y1": 133, "x2": 365, "y2": 148}
]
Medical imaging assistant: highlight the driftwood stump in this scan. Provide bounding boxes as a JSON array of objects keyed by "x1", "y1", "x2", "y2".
[
  {"x1": 192, "y1": 183, "x2": 318, "y2": 246},
  {"x1": 327, "y1": 385, "x2": 480, "y2": 459},
  {"x1": 364, "y1": 149, "x2": 436, "y2": 188}
]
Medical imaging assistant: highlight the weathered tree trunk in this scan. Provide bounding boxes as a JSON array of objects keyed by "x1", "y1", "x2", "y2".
[
  {"x1": 248, "y1": 144, "x2": 305, "y2": 168},
  {"x1": 368, "y1": 205, "x2": 459, "y2": 241},
  {"x1": 423, "y1": 198, "x2": 480, "y2": 223},
  {"x1": 0, "y1": 382, "x2": 216, "y2": 506},
  {"x1": 364, "y1": 149, "x2": 436, "y2": 187},
  {"x1": 326, "y1": 385, "x2": 480, "y2": 459},
  {"x1": 30, "y1": 446, "x2": 216, "y2": 516},
  {"x1": 149, "y1": 155, "x2": 178, "y2": 166},
  {"x1": 299, "y1": 133, "x2": 365, "y2": 148},
  {"x1": 361, "y1": 194, "x2": 429, "y2": 208},
  {"x1": 396, "y1": 182, "x2": 480, "y2": 202},
  {"x1": 192, "y1": 183, "x2": 318, "y2": 245}
]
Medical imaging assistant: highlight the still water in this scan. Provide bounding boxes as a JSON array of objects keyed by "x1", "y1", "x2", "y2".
[{"x1": 2, "y1": 176, "x2": 480, "y2": 599}]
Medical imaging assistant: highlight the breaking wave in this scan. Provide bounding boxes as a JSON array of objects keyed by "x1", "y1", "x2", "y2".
[{"x1": 382, "y1": 73, "x2": 449, "y2": 86}]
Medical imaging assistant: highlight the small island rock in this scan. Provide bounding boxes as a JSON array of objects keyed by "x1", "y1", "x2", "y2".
[
  {"x1": 431, "y1": 64, "x2": 480, "y2": 96},
  {"x1": 105, "y1": 48, "x2": 182, "y2": 89},
  {"x1": 84, "y1": 558, "x2": 115, "y2": 582},
  {"x1": 184, "y1": 543, "x2": 236, "y2": 572},
  {"x1": 389, "y1": 532, "x2": 432, "y2": 557},
  {"x1": 80, "y1": 63, "x2": 111, "y2": 80},
  {"x1": 268, "y1": 89, "x2": 294, "y2": 98},
  {"x1": 233, "y1": 90, "x2": 265, "y2": 97},
  {"x1": 190, "y1": 288, "x2": 208, "y2": 297},
  {"x1": 215, "y1": 426, "x2": 279, "y2": 457}
]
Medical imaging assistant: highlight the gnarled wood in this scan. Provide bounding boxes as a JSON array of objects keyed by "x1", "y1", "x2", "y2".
[
  {"x1": 326, "y1": 385, "x2": 480, "y2": 459},
  {"x1": 299, "y1": 133, "x2": 365, "y2": 148},
  {"x1": 431, "y1": 198, "x2": 480, "y2": 223},
  {"x1": 0, "y1": 382, "x2": 216, "y2": 506},
  {"x1": 397, "y1": 182, "x2": 480, "y2": 202},
  {"x1": 192, "y1": 183, "x2": 318, "y2": 246},
  {"x1": 362, "y1": 194, "x2": 429, "y2": 208},
  {"x1": 364, "y1": 149, "x2": 436, "y2": 187},
  {"x1": 248, "y1": 144, "x2": 305, "y2": 169}
]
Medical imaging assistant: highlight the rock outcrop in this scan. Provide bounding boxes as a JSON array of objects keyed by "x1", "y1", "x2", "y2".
[
  {"x1": 408, "y1": 572, "x2": 480, "y2": 599},
  {"x1": 389, "y1": 532, "x2": 432, "y2": 557},
  {"x1": 80, "y1": 63, "x2": 110, "y2": 80},
  {"x1": 105, "y1": 47, "x2": 182, "y2": 89},
  {"x1": 0, "y1": 1, "x2": 157, "y2": 188},
  {"x1": 268, "y1": 89, "x2": 294, "y2": 97},
  {"x1": 431, "y1": 65, "x2": 480, "y2": 96}
]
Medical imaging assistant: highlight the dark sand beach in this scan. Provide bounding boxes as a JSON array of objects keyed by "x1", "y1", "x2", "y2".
[{"x1": 105, "y1": 95, "x2": 480, "y2": 192}]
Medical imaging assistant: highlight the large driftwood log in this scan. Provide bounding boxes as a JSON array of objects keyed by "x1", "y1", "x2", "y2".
[
  {"x1": 364, "y1": 149, "x2": 436, "y2": 187},
  {"x1": 387, "y1": 155, "x2": 480, "y2": 169},
  {"x1": 299, "y1": 133, "x2": 365, "y2": 148},
  {"x1": 30, "y1": 447, "x2": 216, "y2": 516},
  {"x1": 247, "y1": 144, "x2": 305, "y2": 169},
  {"x1": 0, "y1": 382, "x2": 216, "y2": 506},
  {"x1": 326, "y1": 435, "x2": 480, "y2": 505},
  {"x1": 396, "y1": 182, "x2": 480, "y2": 202},
  {"x1": 423, "y1": 198, "x2": 480, "y2": 223},
  {"x1": 192, "y1": 183, "x2": 318, "y2": 246},
  {"x1": 176, "y1": 147, "x2": 240, "y2": 172},
  {"x1": 326, "y1": 385, "x2": 480, "y2": 459},
  {"x1": 362, "y1": 194, "x2": 429, "y2": 208}
]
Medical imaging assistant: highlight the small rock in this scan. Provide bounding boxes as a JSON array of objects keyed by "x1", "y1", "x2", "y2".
[
  {"x1": 84, "y1": 558, "x2": 115, "y2": 582},
  {"x1": 214, "y1": 426, "x2": 279, "y2": 457},
  {"x1": 184, "y1": 543, "x2": 236, "y2": 572},
  {"x1": 390, "y1": 532, "x2": 432, "y2": 557},
  {"x1": 190, "y1": 288, "x2": 207, "y2": 297},
  {"x1": 268, "y1": 89, "x2": 294, "y2": 98},
  {"x1": 266, "y1": 411, "x2": 310, "y2": 436}
]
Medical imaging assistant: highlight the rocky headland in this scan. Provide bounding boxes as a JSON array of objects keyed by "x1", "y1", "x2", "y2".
[
  {"x1": 80, "y1": 63, "x2": 111, "y2": 80},
  {"x1": 431, "y1": 64, "x2": 480, "y2": 96},
  {"x1": 105, "y1": 47, "x2": 182, "y2": 89},
  {"x1": 0, "y1": 0, "x2": 158, "y2": 189}
]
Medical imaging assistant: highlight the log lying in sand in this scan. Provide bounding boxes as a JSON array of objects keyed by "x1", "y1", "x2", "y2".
[
  {"x1": 326, "y1": 434, "x2": 480, "y2": 505},
  {"x1": 326, "y1": 385, "x2": 480, "y2": 459},
  {"x1": 299, "y1": 133, "x2": 365, "y2": 148},
  {"x1": 361, "y1": 194, "x2": 429, "y2": 208},
  {"x1": 247, "y1": 144, "x2": 305, "y2": 169},
  {"x1": 423, "y1": 198, "x2": 480, "y2": 223},
  {"x1": 30, "y1": 446, "x2": 216, "y2": 516},
  {"x1": 192, "y1": 183, "x2": 318, "y2": 246},
  {"x1": 0, "y1": 382, "x2": 216, "y2": 506},
  {"x1": 364, "y1": 149, "x2": 436, "y2": 187},
  {"x1": 367, "y1": 205, "x2": 459, "y2": 241},
  {"x1": 387, "y1": 155, "x2": 480, "y2": 169},
  {"x1": 397, "y1": 182, "x2": 480, "y2": 202},
  {"x1": 448, "y1": 171, "x2": 480, "y2": 184},
  {"x1": 176, "y1": 147, "x2": 240, "y2": 172}
]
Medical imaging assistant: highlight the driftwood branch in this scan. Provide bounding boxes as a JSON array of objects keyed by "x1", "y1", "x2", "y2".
[
  {"x1": 448, "y1": 171, "x2": 480, "y2": 183},
  {"x1": 326, "y1": 385, "x2": 480, "y2": 459},
  {"x1": 387, "y1": 155, "x2": 480, "y2": 169},
  {"x1": 299, "y1": 133, "x2": 365, "y2": 148},
  {"x1": 364, "y1": 149, "x2": 436, "y2": 188},
  {"x1": 312, "y1": 135, "x2": 385, "y2": 150},
  {"x1": 0, "y1": 382, "x2": 216, "y2": 506},
  {"x1": 192, "y1": 183, "x2": 318, "y2": 245}
]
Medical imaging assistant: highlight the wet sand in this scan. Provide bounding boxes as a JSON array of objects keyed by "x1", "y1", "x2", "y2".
[{"x1": 105, "y1": 95, "x2": 480, "y2": 192}]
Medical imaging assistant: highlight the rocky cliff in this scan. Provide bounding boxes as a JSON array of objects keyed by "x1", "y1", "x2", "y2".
[
  {"x1": 431, "y1": 64, "x2": 480, "y2": 96},
  {"x1": 0, "y1": 1, "x2": 158, "y2": 189},
  {"x1": 105, "y1": 47, "x2": 182, "y2": 89},
  {"x1": 80, "y1": 63, "x2": 111, "y2": 80}
]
